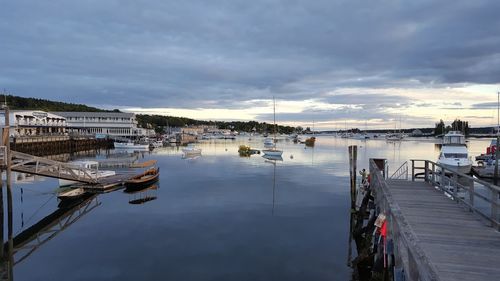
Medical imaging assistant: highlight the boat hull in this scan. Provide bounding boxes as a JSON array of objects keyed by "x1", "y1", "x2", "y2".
[
  {"x1": 114, "y1": 142, "x2": 150, "y2": 150},
  {"x1": 437, "y1": 162, "x2": 472, "y2": 174},
  {"x1": 262, "y1": 149, "x2": 283, "y2": 157}
]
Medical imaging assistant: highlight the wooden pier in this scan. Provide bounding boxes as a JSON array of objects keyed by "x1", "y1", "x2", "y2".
[{"x1": 370, "y1": 158, "x2": 500, "y2": 281}]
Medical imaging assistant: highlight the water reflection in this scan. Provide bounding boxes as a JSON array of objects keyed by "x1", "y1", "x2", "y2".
[{"x1": 124, "y1": 184, "x2": 159, "y2": 205}]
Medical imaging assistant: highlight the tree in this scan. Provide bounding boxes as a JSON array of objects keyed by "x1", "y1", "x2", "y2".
[{"x1": 434, "y1": 119, "x2": 445, "y2": 136}]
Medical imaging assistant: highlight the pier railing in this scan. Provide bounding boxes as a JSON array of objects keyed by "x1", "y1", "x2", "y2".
[
  {"x1": 390, "y1": 161, "x2": 408, "y2": 180},
  {"x1": 370, "y1": 159, "x2": 440, "y2": 281},
  {"x1": 411, "y1": 159, "x2": 500, "y2": 230}
]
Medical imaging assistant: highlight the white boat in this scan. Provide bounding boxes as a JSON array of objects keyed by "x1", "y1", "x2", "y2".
[
  {"x1": 151, "y1": 140, "x2": 164, "y2": 148},
  {"x1": 182, "y1": 145, "x2": 202, "y2": 156},
  {"x1": 263, "y1": 97, "x2": 283, "y2": 157},
  {"x1": 264, "y1": 138, "x2": 275, "y2": 147},
  {"x1": 57, "y1": 187, "x2": 86, "y2": 200},
  {"x1": 437, "y1": 131, "x2": 472, "y2": 174},
  {"x1": 59, "y1": 161, "x2": 116, "y2": 186},
  {"x1": 114, "y1": 142, "x2": 150, "y2": 150}
]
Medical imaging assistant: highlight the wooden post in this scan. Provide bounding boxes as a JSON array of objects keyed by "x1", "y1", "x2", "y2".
[
  {"x1": 424, "y1": 161, "x2": 429, "y2": 182},
  {"x1": 348, "y1": 145, "x2": 358, "y2": 209},
  {"x1": 492, "y1": 189, "x2": 499, "y2": 230},
  {"x1": 411, "y1": 160, "x2": 415, "y2": 181}
]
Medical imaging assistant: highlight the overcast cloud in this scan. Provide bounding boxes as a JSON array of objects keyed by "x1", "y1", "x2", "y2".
[{"x1": 1, "y1": 0, "x2": 500, "y2": 128}]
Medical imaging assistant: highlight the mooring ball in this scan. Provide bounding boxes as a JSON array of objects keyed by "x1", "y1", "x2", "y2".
[{"x1": 290, "y1": 155, "x2": 294, "y2": 159}]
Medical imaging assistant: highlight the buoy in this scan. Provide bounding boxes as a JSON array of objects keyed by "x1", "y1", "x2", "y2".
[{"x1": 290, "y1": 155, "x2": 294, "y2": 159}]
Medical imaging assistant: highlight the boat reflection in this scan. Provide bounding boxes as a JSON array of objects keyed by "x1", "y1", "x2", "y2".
[
  {"x1": 124, "y1": 184, "x2": 159, "y2": 205},
  {"x1": 262, "y1": 154, "x2": 283, "y2": 162},
  {"x1": 1, "y1": 193, "x2": 100, "y2": 280}
]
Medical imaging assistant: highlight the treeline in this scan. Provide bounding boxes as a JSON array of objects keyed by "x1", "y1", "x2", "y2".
[
  {"x1": 1, "y1": 94, "x2": 112, "y2": 112},
  {"x1": 136, "y1": 114, "x2": 298, "y2": 134},
  {"x1": 434, "y1": 119, "x2": 469, "y2": 136}
]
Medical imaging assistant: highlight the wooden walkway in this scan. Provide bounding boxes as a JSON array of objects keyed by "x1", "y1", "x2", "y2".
[{"x1": 386, "y1": 179, "x2": 500, "y2": 281}]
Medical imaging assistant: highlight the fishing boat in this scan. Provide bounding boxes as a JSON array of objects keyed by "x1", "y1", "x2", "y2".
[
  {"x1": 59, "y1": 160, "x2": 116, "y2": 186},
  {"x1": 437, "y1": 131, "x2": 472, "y2": 174},
  {"x1": 262, "y1": 97, "x2": 283, "y2": 157},
  {"x1": 125, "y1": 160, "x2": 160, "y2": 188},
  {"x1": 114, "y1": 141, "x2": 150, "y2": 150}
]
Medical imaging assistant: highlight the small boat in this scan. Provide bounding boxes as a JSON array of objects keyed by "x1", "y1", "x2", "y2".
[
  {"x1": 125, "y1": 166, "x2": 160, "y2": 188},
  {"x1": 305, "y1": 136, "x2": 316, "y2": 146},
  {"x1": 114, "y1": 141, "x2": 150, "y2": 150},
  {"x1": 437, "y1": 131, "x2": 472, "y2": 174},
  {"x1": 57, "y1": 187, "x2": 87, "y2": 200},
  {"x1": 59, "y1": 160, "x2": 116, "y2": 186},
  {"x1": 182, "y1": 145, "x2": 202, "y2": 156},
  {"x1": 263, "y1": 97, "x2": 283, "y2": 157},
  {"x1": 238, "y1": 145, "x2": 260, "y2": 156},
  {"x1": 263, "y1": 138, "x2": 275, "y2": 147},
  {"x1": 150, "y1": 140, "x2": 164, "y2": 148}
]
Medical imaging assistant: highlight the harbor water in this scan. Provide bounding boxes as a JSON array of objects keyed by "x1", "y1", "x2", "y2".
[{"x1": 4, "y1": 136, "x2": 492, "y2": 280}]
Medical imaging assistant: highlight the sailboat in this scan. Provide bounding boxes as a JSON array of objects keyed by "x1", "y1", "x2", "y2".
[
  {"x1": 263, "y1": 97, "x2": 283, "y2": 157},
  {"x1": 305, "y1": 121, "x2": 316, "y2": 146}
]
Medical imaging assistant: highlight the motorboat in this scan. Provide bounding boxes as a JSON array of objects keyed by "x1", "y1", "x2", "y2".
[
  {"x1": 437, "y1": 131, "x2": 472, "y2": 174},
  {"x1": 151, "y1": 140, "x2": 164, "y2": 148},
  {"x1": 386, "y1": 133, "x2": 403, "y2": 141},
  {"x1": 114, "y1": 141, "x2": 150, "y2": 150},
  {"x1": 305, "y1": 136, "x2": 316, "y2": 146},
  {"x1": 59, "y1": 160, "x2": 116, "y2": 186},
  {"x1": 182, "y1": 145, "x2": 202, "y2": 156}
]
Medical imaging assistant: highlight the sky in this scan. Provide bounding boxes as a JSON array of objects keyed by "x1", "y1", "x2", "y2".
[{"x1": 1, "y1": 0, "x2": 500, "y2": 130}]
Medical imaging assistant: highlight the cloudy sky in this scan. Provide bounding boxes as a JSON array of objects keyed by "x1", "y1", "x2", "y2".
[{"x1": 1, "y1": 0, "x2": 500, "y2": 129}]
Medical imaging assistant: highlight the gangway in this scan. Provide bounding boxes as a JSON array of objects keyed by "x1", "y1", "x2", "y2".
[{"x1": 9, "y1": 151, "x2": 100, "y2": 184}]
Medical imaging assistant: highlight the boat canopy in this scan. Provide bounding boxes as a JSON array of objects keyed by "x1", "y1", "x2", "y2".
[
  {"x1": 443, "y1": 131, "x2": 465, "y2": 145},
  {"x1": 130, "y1": 160, "x2": 157, "y2": 168}
]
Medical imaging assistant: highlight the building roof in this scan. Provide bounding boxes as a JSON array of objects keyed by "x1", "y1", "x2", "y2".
[{"x1": 52, "y1": 112, "x2": 135, "y2": 118}]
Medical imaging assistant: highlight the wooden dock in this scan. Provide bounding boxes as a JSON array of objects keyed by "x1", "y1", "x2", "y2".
[{"x1": 370, "y1": 159, "x2": 500, "y2": 281}]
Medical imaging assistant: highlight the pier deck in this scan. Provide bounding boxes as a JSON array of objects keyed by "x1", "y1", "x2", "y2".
[{"x1": 386, "y1": 179, "x2": 500, "y2": 281}]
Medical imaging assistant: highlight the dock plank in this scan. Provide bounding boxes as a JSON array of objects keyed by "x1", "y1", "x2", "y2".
[{"x1": 385, "y1": 179, "x2": 500, "y2": 281}]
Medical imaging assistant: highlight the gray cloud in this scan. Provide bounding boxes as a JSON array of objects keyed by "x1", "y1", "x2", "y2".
[{"x1": 1, "y1": 0, "x2": 499, "y2": 115}]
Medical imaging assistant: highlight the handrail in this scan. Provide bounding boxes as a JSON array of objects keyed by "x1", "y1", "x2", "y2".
[
  {"x1": 390, "y1": 161, "x2": 408, "y2": 180},
  {"x1": 369, "y1": 159, "x2": 440, "y2": 280},
  {"x1": 410, "y1": 159, "x2": 499, "y2": 230}
]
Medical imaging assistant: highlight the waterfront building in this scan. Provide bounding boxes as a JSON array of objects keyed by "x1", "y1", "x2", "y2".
[
  {"x1": 0, "y1": 110, "x2": 67, "y2": 137},
  {"x1": 52, "y1": 112, "x2": 153, "y2": 138}
]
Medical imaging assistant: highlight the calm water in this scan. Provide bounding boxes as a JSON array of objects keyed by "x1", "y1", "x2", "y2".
[{"x1": 2, "y1": 136, "x2": 492, "y2": 280}]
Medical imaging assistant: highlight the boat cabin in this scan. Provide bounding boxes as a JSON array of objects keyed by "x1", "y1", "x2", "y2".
[{"x1": 443, "y1": 131, "x2": 465, "y2": 145}]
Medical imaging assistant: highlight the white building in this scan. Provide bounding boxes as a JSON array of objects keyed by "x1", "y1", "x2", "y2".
[
  {"x1": 53, "y1": 112, "x2": 149, "y2": 138},
  {"x1": 0, "y1": 110, "x2": 67, "y2": 137}
]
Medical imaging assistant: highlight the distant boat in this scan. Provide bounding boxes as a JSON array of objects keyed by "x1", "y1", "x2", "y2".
[
  {"x1": 305, "y1": 136, "x2": 316, "y2": 146},
  {"x1": 182, "y1": 145, "x2": 202, "y2": 156},
  {"x1": 59, "y1": 160, "x2": 116, "y2": 186},
  {"x1": 114, "y1": 141, "x2": 150, "y2": 150},
  {"x1": 150, "y1": 140, "x2": 164, "y2": 148},
  {"x1": 437, "y1": 131, "x2": 472, "y2": 174},
  {"x1": 262, "y1": 97, "x2": 283, "y2": 157}
]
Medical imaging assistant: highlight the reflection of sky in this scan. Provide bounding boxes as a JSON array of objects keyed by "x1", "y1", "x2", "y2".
[{"x1": 5, "y1": 136, "x2": 495, "y2": 280}]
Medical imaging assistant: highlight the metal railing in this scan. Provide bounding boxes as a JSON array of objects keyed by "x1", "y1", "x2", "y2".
[
  {"x1": 390, "y1": 161, "x2": 408, "y2": 180},
  {"x1": 411, "y1": 159, "x2": 500, "y2": 230}
]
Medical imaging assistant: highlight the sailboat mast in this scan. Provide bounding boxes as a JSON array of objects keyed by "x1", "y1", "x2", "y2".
[{"x1": 273, "y1": 97, "x2": 276, "y2": 140}]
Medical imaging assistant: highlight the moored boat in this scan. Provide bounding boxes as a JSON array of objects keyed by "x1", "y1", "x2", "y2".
[
  {"x1": 57, "y1": 187, "x2": 87, "y2": 200},
  {"x1": 114, "y1": 141, "x2": 150, "y2": 150},
  {"x1": 59, "y1": 160, "x2": 116, "y2": 186},
  {"x1": 125, "y1": 160, "x2": 160, "y2": 188},
  {"x1": 437, "y1": 131, "x2": 472, "y2": 174}
]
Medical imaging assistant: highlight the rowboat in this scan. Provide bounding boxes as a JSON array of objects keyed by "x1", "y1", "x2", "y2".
[
  {"x1": 125, "y1": 160, "x2": 160, "y2": 188},
  {"x1": 57, "y1": 187, "x2": 87, "y2": 200}
]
